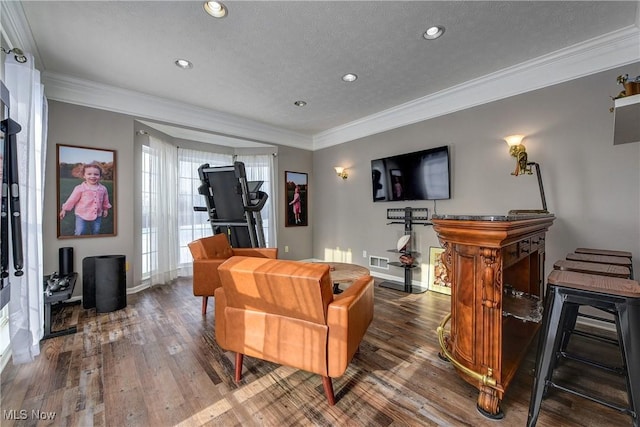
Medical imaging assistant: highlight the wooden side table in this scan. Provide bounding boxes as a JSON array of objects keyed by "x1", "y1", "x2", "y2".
[{"x1": 314, "y1": 262, "x2": 370, "y2": 293}]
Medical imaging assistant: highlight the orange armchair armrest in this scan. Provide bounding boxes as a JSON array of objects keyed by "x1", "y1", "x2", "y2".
[
  {"x1": 326, "y1": 275, "x2": 374, "y2": 377},
  {"x1": 192, "y1": 258, "x2": 226, "y2": 296}
]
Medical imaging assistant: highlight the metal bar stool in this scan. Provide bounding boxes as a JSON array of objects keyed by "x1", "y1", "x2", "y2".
[
  {"x1": 567, "y1": 252, "x2": 633, "y2": 279},
  {"x1": 575, "y1": 247, "x2": 633, "y2": 258},
  {"x1": 563, "y1": 250, "x2": 634, "y2": 345},
  {"x1": 554, "y1": 259, "x2": 631, "y2": 349},
  {"x1": 555, "y1": 259, "x2": 630, "y2": 279},
  {"x1": 527, "y1": 270, "x2": 640, "y2": 427},
  {"x1": 563, "y1": 252, "x2": 634, "y2": 344},
  {"x1": 574, "y1": 247, "x2": 634, "y2": 279}
]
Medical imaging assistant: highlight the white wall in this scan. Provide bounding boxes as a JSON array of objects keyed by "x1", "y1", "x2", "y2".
[{"x1": 312, "y1": 64, "x2": 640, "y2": 286}]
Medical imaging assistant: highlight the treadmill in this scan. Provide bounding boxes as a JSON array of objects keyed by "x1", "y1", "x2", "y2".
[{"x1": 195, "y1": 161, "x2": 268, "y2": 248}]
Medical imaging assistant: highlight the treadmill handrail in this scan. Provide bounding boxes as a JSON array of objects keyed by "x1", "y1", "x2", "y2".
[{"x1": 244, "y1": 191, "x2": 268, "y2": 212}]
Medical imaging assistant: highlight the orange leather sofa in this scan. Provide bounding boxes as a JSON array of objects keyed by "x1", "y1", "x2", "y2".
[
  {"x1": 188, "y1": 233, "x2": 278, "y2": 315},
  {"x1": 215, "y1": 256, "x2": 374, "y2": 405}
]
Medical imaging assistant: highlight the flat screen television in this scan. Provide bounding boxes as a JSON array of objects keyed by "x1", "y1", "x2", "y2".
[{"x1": 371, "y1": 145, "x2": 450, "y2": 202}]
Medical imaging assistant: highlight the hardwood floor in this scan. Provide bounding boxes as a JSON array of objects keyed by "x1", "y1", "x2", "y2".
[{"x1": 1, "y1": 278, "x2": 631, "y2": 426}]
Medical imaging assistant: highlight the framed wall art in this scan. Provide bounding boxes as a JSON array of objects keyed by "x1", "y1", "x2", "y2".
[
  {"x1": 285, "y1": 171, "x2": 308, "y2": 227},
  {"x1": 57, "y1": 144, "x2": 116, "y2": 238},
  {"x1": 429, "y1": 246, "x2": 451, "y2": 295}
]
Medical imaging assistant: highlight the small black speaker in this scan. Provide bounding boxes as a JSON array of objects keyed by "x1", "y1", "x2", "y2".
[{"x1": 59, "y1": 247, "x2": 74, "y2": 276}]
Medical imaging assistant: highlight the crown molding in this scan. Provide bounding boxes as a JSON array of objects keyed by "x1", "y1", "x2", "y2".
[
  {"x1": 42, "y1": 72, "x2": 312, "y2": 150},
  {"x1": 313, "y1": 25, "x2": 640, "y2": 150}
]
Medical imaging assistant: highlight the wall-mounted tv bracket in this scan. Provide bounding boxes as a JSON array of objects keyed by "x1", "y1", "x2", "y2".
[{"x1": 386, "y1": 207, "x2": 431, "y2": 232}]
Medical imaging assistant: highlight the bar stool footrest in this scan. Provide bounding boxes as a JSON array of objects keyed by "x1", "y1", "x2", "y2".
[
  {"x1": 547, "y1": 380, "x2": 634, "y2": 416},
  {"x1": 559, "y1": 351, "x2": 625, "y2": 375},
  {"x1": 578, "y1": 311, "x2": 615, "y2": 322},
  {"x1": 568, "y1": 329, "x2": 619, "y2": 346}
]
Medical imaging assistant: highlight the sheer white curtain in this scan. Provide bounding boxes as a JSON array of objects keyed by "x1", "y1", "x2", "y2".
[
  {"x1": 5, "y1": 53, "x2": 47, "y2": 363},
  {"x1": 147, "y1": 136, "x2": 179, "y2": 285},
  {"x1": 235, "y1": 153, "x2": 276, "y2": 247}
]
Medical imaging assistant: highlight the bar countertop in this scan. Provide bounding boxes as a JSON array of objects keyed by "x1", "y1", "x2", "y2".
[{"x1": 431, "y1": 213, "x2": 554, "y2": 222}]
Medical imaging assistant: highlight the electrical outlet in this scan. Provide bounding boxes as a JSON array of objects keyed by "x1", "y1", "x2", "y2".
[
  {"x1": 363, "y1": 250, "x2": 367, "y2": 258},
  {"x1": 285, "y1": 245, "x2": 289, "y2": 253}
]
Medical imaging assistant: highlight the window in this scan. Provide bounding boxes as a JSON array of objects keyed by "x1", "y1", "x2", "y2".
[{"x1": 140, "y1": 145, "x2": 154, "y2": 279}]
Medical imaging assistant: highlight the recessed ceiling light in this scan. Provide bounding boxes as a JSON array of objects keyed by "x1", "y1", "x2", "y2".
[
  {"x1": 342, "y1": 73, "x2": 358, "y2": 82},
  {"x1": 175, "y1": 59, "x2": 193, "y2": 69},
  {"x1": 204, "y1": 1, "x2": 227, "y2": 18},
  {"x1": 294, "y1": 100, "x2": 307, "y2": 107},
  {"x1": 423, "y1": 26, "x2": 445, "y2": 40}
]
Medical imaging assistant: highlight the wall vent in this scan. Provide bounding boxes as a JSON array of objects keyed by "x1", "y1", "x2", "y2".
[{"x1": 369, "y1": 256, "x2": 389, "y2": 270}]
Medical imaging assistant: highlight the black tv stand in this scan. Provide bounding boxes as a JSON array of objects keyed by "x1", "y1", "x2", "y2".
[{"x1": 379, "y1": 207, "x2": 431, "y2": 294}]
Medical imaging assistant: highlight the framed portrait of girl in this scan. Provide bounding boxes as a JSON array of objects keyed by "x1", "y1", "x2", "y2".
[
  {"x1": 57, "y1": 144, "x2": 116, "y2": 238},
  {"x1": 285, "y1": 171, "x2": 307, "y2": 227}
]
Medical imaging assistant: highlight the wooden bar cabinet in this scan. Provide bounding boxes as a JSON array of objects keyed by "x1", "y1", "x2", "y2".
[{"x1": 431, "y1": 213, "x2": 555, "y2": 418}]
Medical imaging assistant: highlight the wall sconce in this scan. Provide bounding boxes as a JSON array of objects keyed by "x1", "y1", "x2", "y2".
[
  {"x1": 334, "y1": 166, "x2": 348, "y2": 180},
  {"x1": 504, "y1": 134, "x2": 532, "y2": 176},
  {"x1": 0, "y1": 46, "x2": 27, "y2": 63},
  {"x1": 504, "y1": 134, "x2": 548, "y2": 214}
]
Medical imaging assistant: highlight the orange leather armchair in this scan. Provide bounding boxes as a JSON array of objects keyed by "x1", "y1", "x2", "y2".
[
  {"x1": 188, "y1": 233, "x2": 278, "y2": 315},
  {"x1": 215, "y1": 256, "x2": 374, "y2": 405}
]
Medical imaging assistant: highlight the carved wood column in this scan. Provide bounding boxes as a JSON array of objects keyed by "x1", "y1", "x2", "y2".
[{"x1": 479, "y1": 247, "x2": 502, "y2": 416}]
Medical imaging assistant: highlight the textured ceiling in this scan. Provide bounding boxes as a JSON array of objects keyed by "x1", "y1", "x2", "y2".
[{"x1": 15, "y1": 1, "x2": 640, "y2": 142}]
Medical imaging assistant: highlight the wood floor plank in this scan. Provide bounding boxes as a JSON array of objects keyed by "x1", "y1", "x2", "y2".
[{"x1": 1, "y1": 278, "x2": 632, "y2": 426}]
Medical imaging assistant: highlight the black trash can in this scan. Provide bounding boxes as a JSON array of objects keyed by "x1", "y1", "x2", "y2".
[{"x1": 83, "y1": 255, "x2": 127, "y2": 313}]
